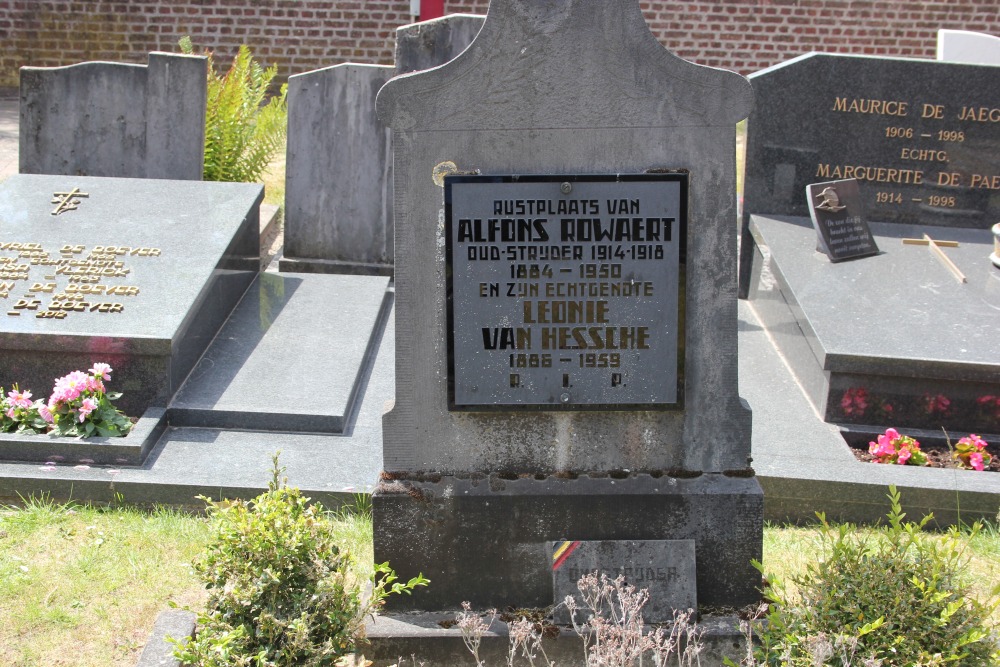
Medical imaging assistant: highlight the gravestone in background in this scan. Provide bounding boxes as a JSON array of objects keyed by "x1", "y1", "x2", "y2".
[
  {"x1": 740, "y1": 53, "x2": 1000, "y2": 436},
  {"x1": 0, "y1": 174, "x2": 261, "y2": 417},
  {"x1": 283, "y1": 63, "x2": 394, "y2": 274},
  {"x1": 19, "y1": 52, "x2": 207, "y2": 180},
  {"x1": 394, "y1": 13, "x2": 484, "y2": 75},
  {"x1": 374, "y1": 0, "x2": 761, "y2": 614},
  {"x1": 281, "y1": 15, "x2": 484, "y2": 275},
  {"x1": 937, "y1": 29, "x2": 1000, "y2": 66}
]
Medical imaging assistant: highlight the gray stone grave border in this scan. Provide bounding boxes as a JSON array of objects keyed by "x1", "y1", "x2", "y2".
[
  {"x1": 0, "y1": 406, "x2": 166, "y2": 466},
  {"x1": 135, "y1": 608, "x2": 748, "y2": 667},
  {"x1": 739, "y1": 299, "x2": 1000, "y2": 528}
]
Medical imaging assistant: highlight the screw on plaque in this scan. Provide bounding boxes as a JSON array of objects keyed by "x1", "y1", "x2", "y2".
[
  {"x1": 560, "y1": 392, "x2": 571, "y2": 403},
  {"x1": 560, "y1": 182, "x2": 572, "y2": 194}
]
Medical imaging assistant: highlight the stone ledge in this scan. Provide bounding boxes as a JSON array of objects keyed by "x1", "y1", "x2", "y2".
[
  {"x1": 135, "y1": 609, "x2": 195, "y2": 667},
  {"x1": 0, "y1": 406, "x2": 167, "y2": 466},
  {"x1": 364, "y1": 611, "x2": 748, "y2": 666}
]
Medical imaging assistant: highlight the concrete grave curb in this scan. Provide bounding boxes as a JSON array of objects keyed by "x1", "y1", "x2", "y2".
[{"x1": 135, "y1": 609, "x2": 195, "y2": 667}]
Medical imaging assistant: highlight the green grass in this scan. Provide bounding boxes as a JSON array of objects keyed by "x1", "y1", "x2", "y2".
[
  {"x1": 0, "y1": 495, "x2": 372, "y2": 667},
  {"x1": 261, "y1": 136, "x2": 286, "y2": 208},
  {"x1": 1, "y1": 496, "x2": 996, "y2": 665},
  {"x1": 761, "y1": 519, "x2": 1000, "y2": 626}
]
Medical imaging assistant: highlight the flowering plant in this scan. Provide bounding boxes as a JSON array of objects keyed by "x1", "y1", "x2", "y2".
[
  {"x1": 47, "y1": 363, "x2": 132, "y2": 438},
  {"x1": 953, "y1": 434, "x2": 992, "y2": 471},
  {"x1": 869, "y1": 428, "x2": 928, "y2": 466},
  {"x1": 0, "y1": 384, "x2": 50, "y2": 435}
]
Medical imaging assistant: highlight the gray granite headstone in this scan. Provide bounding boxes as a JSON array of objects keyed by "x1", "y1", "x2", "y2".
[
  {"x1": 373, "y1": 0, "x2": 762, "y2": 614},
  {"x1": 0, "y1": 174, "x2": 261, "y2": 416},
  {"x1": 280, "y1": 15, "x2": 484, "y2": 275},
  {"x1": 550, "y1": 540, "x2": 697, "y2": 624},
  {"x1": 395, "y1": 13, "x2": 485, "y2": 75},
  {"x1": 282, "y1": 63, "x2": 394, "y2": 274},
  {"x1": 19, "y1": 52, "x2": 207, "y2": 180}
]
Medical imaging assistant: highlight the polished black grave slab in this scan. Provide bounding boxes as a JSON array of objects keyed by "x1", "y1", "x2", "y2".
[
  {"x1": 746, "y1": 214, "x2": 1000, "y2": 434},
  {"x1": 0, "y1": 174, "x2": 262, "y2": 417},
  {"x1": 170, "y1": 272, "x2": 392, "y2": 433}
]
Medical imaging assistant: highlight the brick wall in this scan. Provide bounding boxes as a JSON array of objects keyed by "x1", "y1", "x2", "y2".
[{"x1": 1, "y1": 1, "x2": 997, "y2": 88}]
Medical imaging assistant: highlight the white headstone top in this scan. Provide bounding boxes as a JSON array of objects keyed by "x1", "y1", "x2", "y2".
[{"x1": 937, "y1": 29, "x2": 1000, "y2": 66}]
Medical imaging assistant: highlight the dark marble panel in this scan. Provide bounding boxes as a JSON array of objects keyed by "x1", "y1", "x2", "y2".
[
  {"x1": 739, "y1": 53, "x2": 1000, "y2": 296},
  {"x1": 744, "y1": 53, "x2": 1000, "y2": 227}
]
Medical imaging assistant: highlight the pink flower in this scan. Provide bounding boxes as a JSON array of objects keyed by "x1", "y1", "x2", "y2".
[
  {"x1": 7, "y1": 389, "x2": 31, "y2": 408},
  {"x1": 39, "y1": 404, "x2": 53, "y2": 423},
  {"x1": 897, "y1": 448, "x2": 911, "y2": 465},
  {"x1": 966, "y1": 434, "x2": 987, "y2": 451},
  {"x1": 77, "y1": 397, "x2": 98, "y2": 422},
  {"x1": 969, "y1": 452, "x2": 985, "y2": 471},
  {"x1": 52, "y1": 370, "x2": 89, "y2": 403},
  {"x1": 88, "y1": 363, "x2": 112, "y2": 380},
  {"x1": 5, "y1": 407, "x2": 14, "y2": 419},
  {"x1": 870, "y1": 429, "x2": 900, "y2": 459}
]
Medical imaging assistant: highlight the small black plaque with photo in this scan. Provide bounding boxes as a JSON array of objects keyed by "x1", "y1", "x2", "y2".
[{"x1": 806, "y1": 178, "x2": 879, "y2": 262}]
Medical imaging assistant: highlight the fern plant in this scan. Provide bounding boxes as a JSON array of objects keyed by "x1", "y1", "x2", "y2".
[{"x1": 180, "y1": 36, "x2": 287, "y2": 183}]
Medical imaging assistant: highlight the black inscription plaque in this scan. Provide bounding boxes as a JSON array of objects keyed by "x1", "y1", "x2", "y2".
[
  {"x1": 806, "y1": 178, "x2": 879, "y2": 262},
  {"x1": 444, "y1": 174, "x2": 686, "y2": 410}
]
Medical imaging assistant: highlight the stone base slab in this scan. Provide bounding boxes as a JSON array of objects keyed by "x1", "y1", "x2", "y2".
[
  {"x1": 364, "y1": 611, "x2": 748, "y2": 667},
  {"x1": 374, "y1": 473, "x2": 762, "y2": 612}
]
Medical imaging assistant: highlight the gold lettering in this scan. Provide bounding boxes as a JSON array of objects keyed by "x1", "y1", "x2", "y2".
[
  {"x1": 815, "y1": 163, "x2": 923, "y2": 184},
  {"x1": 937, "y1": 172, "x2": 962, "y2": 186},
  {"x1": 921, "y1": 104, "x2": 945, "y2": 119},
  {"x1": 970, "y1": 174, "x2": 1000, "y2": 190},
  {"x1": 900, "y1": 148, "x2": 947, "y2": 162},
  {"x1": 958, "y1": 106, "x2": 1000, "y2": 122},
  {"x1": 831, "y1": 97, "x2": 908, "y2": 116}
]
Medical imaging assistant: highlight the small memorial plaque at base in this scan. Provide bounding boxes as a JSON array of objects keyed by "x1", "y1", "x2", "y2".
[
  {"x1": 550, "y1": 539, "x2": 697, "y2": 624},
  {"x1": 806, "y1": 178, "x2": 879, "y2": 262}
]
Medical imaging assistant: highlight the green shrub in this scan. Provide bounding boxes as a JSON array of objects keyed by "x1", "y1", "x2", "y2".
[
  {"x1": 173, "y1": 455, "x2": 427, "y2": 666},
  {"x1": 745, "y1": 487, "x2": 1000, "y2": 666},
  {"x1": 180, "y1": 37, "x2": 287, "y2": 183}
]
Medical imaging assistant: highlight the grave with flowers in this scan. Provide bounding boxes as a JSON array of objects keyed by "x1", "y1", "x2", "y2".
[
  {"x1": 0, "y1": 173, "x2": 262, "y2": 465},
  {"x1": 734, "y1": 52, "x2": 1000, "y2": 524},
  {"x1": 740, "y1": 54, "x2": 1000, "y2": 441}
]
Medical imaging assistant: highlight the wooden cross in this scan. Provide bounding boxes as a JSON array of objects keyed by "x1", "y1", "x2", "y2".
[{"x1": 902, "y1": 234, "x2": 966, "y2": 283}]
